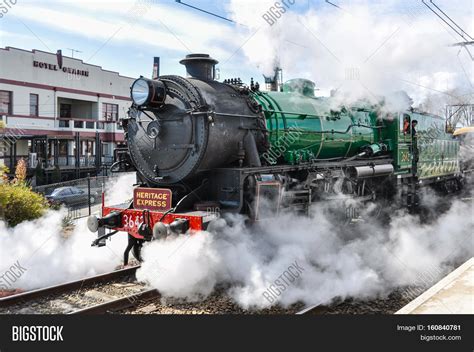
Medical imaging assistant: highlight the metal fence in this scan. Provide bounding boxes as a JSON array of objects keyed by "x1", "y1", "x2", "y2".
[
  {"x1": 2, "y1": 155, "x2": 114, "y2": 178},
  {"x1": 34, "y1": 174, "x2": 118, "y2": 220}
]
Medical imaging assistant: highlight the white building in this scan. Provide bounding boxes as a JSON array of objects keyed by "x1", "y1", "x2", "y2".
[{"x1": 0, "y1": 47, "x2": 134, "y2": 182}]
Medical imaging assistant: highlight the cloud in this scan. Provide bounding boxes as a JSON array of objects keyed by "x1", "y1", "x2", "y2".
[{"x1": 10, "y1": 1, "x2": 244, "y2": 61}]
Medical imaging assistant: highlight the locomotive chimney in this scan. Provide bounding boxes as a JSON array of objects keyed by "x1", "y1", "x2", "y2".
[
  {"x1": 152, "y1": 57, "x2": 160, "y2": 79},
  {"x1": 179, "y1": 53, "x2": 219, "y2": 81}
]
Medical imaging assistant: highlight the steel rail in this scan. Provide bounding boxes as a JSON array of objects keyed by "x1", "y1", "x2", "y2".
[
  {"x1": 70, "y1": 288, "x2": 160, "y2": 314},
  {"x1": 296, "y1": 303, "x2": 329, "y2": 315},
  {"x1": 0, "y1": 266, "x2": 140, "y2": 308}
]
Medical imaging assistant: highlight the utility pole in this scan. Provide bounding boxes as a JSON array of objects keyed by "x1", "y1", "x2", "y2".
[{"x1": 451, "y1": 41, "x2": 474, "y2": 61}]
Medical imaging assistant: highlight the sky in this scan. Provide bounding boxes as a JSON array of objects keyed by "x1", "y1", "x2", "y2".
[{"x1": 0, "y1": 0, "x2": 473, "y2": 111}]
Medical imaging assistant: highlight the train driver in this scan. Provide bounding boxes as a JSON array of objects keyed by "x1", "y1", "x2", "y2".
[{"x1": 411, "y1": 120, "x2": 418, "y2": 136}]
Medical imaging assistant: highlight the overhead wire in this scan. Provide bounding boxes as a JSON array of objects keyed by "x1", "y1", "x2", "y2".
[
  {"x1": 421, "y1": 0, "x2": 469, "y2": 41},
  {"x1": 430, "y1": 0, "x2": 473, "y2": 40},
  {"x1": 174, "y1": 0, "x2": 248, "y2": 27}
]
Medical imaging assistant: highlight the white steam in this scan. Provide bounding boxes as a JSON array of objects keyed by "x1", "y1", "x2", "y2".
[
  {"x1": 226, "y1": 0, "x2": 473, "y2": 112},
  {"x1": 0, "y1": 174, "x2": 136, "y2": 291},
  {"x1": 105, "y1": 172, "x2": 136, "y2": 205},
  {"x1": 0, "y1": 210, "x2": 127, "y2": 290},
  {"x1": 137, "y1": 195, "x2": 473, "y2": 309}
]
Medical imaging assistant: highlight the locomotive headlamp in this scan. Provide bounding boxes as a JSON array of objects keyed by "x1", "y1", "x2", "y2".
[
  {"x1": 131, "y1": 77, "x2": 167, "y2": 108},
  {"x1": 131, "y1": 78, "x2": 149, "y2": 106}
]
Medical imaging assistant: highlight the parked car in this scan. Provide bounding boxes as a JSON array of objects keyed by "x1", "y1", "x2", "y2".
[{"x1": 46, "y1": 186, "x2": 98, "y2": 207}]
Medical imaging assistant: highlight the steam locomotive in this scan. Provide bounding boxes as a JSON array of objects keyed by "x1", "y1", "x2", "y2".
[{"x1": 87, "y1": 53, "x2": 464, "y2": 264}]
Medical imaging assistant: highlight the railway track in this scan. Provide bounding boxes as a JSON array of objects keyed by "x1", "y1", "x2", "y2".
[
  {"x1": 295, "y1": 288, "x2": 418, "y2": 315},
  {"x1": 0, "y1": 268, "x2": 299, "y2": 314},
  {"x1": 0, "y1": 266, "x2": 148, "y2": 314},
  {"x1": 0, "y1": 266, "x2": 435, "y2": 315},
  {"x1": 72, "y1": 288, "x2": 160, "y2": 314}
]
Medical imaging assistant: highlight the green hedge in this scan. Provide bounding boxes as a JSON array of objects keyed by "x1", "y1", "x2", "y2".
[
  {"x1": 0, "y1": 162, "x2": 49, "y2": 227},
  {"x1": 0, "y1": 183, "x2": 49, "y2": 227}
]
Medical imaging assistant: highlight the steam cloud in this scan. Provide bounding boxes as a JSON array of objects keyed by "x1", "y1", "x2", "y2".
[
  {"x1": 137, "y1": 190, "x2": 473, "y2": 309},
  {"x1": 225, "y1": 0, "x2": 473, "y2": 115},
  {"x1": 105, "y1": 172, "x2": 136, "y2": 205},
  {"x1": 0, "y1": 174, "x2": 136, "y2": 291}
]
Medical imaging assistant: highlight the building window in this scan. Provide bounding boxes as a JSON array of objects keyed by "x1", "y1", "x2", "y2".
[
  {"x1": 30, "y1": 94, "x2": 39, "y2": 116},
  {"x1": 58, "y1": 141, "x2": 68, "y2": 156},
  {"x1": 74, "y1": 121, "x2": 84, "y2": 128},
  {"x1": 0, "y1": 90, "x2": 12, "y2": 114},
  {"x1": 59, "y1": 120, "x2": 70, "y2": 128},
  {"x1": 97, "y1": 122, "x2": 105, "y2": 129},
  {"x1": 102, "y1": 143, "x2": 110, "y2": 156},
  {"x1": 81, "y1": 140, "x2": 95, "y2": 156},
  {"x1": 60, "y1": 103, "x2": 72, "y2": 118},
  {"x1": 103, "y1": 103, "x2": 118, "y2": 121},
  {"x1": 86, "y1": 121, "x2": 95, "y2": 129}
]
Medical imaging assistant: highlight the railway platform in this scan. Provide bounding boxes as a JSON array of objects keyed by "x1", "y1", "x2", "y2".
[{"x1": 396, "y1": 258, "x2": 473, "y2": 314}]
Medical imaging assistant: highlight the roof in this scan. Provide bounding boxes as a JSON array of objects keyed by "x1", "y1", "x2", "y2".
[{"x1": 453, "y1": 126, "x2": 474, "y2": 136}]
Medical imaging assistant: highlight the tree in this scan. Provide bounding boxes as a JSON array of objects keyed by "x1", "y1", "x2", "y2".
[{"x1": 13, "y1": 158, "x2": 27, "y2": 185}]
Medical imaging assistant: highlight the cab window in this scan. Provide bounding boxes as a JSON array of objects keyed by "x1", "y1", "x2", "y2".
[{"x1": 401, "y1": 114, "x2": 411, "y2": 134}]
